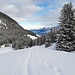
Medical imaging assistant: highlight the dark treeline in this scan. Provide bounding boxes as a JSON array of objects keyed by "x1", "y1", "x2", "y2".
[
  {"x1": 0, "y1": 26, "x2": 58, "y2": 50},
  {"x1": 0, "y1": 11, "x2": 37, "y2": 50},
  {"x1": 27, "y1": 26, "x2": 58, "y2": 48}
]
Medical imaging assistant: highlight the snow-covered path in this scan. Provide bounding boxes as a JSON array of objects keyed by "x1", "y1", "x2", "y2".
[
  {"x1": 28, "y1": 46, "x2": 63, "y2": 75},
  {"x1": 0, "y1": 48, "x2": 31, "y2": 75},
  {"x1": 0, "y1": 44, "x2": 75, "y2": 75}
]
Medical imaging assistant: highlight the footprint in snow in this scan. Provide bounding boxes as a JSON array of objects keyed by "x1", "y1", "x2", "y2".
[{"x1": 37, "y1": 56, "x2": 64, "y2": 75}]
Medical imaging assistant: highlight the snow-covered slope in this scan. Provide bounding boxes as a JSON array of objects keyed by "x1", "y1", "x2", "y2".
[
  {"x1": 27, "y1": 34, "x2": 37, "y2": 39},
  {"x1": 0, "y1": 43, "x2": 75, "y2": 75},
  {"x1": 27, "y1": 34, "x2": 40, "y2": 40}
]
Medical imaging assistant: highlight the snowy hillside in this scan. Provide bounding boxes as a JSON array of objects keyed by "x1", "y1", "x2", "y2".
[
  {"x1": 27, "y1": 34, "x2": 37, "y2": 39},
  {"x1": 0, "y1": 43, "x2": 75, "y2": 75}
]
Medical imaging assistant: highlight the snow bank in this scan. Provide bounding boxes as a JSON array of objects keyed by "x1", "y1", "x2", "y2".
[{"x1": 0, "y1": 47, "x2": 13, "y2": 54}]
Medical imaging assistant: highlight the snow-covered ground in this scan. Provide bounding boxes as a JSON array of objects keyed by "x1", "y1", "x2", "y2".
[
  {"x1": 0, "y1": 43, "x2": 75, "y2": 75},
  {"x1": 27, "y1": 34, "x2": 40, "y2": 40},
  {"x1": 27, "y1": 34, "x2": 37, "y2": 39}
]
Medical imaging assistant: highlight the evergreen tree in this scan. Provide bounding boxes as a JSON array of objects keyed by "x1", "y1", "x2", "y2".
[
  {"x1": 45, "y1": 27, "x2": 57, "y2": 47},
  {"x1": 41, "y1": 35, "x2": 45, "y2": 44},
  {"x1": 33, "y1": 39, "x2": 37, "y2": 46},
  {"x1": 0, "y1": 41, "x2": 1, "y2": 48},
  {"x1": 5, "y1": 40, "x2": 10, "y2": 47},
  {"x1": 32, "y1": 40, "x2": 35, "y2": 46},
  {"x1": 57, "y1": 3, "x2": 75, "y2": 52},
  {"x1": 52, "y1": 27, "x2": 57, "y2": 42},
  {"x1": 38, "y1": 37, "x2": 42, "y2": 46},
  {"x1": 45, "y1": 37, "x2": 51, "y2": 47},
  {"x1": 48, "y1": 27, "x2": 57, "y2": 43},
  {"x1": 12, "y1": 41, "x2": 16, "y2": 48},
  {"x1": 14, "y1": 39, "x2": 25, "y2": 50},
  {"x1": 29, "y1": 39, "x2": 33, "y2": 47}
]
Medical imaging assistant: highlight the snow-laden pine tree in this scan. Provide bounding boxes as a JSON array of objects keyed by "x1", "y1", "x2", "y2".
[
  {"x1": 45, "y1": 37, "x2": 51, "y2": 47},
  {"x1": 57, "y1": 3, "x2": 75, "y2": 52}
]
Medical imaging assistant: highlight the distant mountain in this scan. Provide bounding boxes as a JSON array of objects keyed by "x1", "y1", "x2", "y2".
[
  {"x1": 30, "y1": 27, "x2": 51, "y2": 35},
  {"x1": 30, "y1": 26, "x2": 59, "y2": 35},
  {"x1": 0, "y1": 12, "x2": 36, "y2": 46}
]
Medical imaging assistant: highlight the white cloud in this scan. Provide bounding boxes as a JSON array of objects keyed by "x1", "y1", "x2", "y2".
[
  {"x1": 20, "y1": 5, "x2": 43, "y2": 18},
  {"x1": 0, "y1": 0, "x2": 75, "y2": 29},
  {"x1": 24, "y1": 5, "x2": 43, "y2": 12},
  {"x1": 2, "y1": 4, "x2": 18, "y2": 15}
]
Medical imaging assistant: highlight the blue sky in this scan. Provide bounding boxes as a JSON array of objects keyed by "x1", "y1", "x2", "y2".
[{"x1": 0, "y1": 0, "x2": 75, "y2": 29}]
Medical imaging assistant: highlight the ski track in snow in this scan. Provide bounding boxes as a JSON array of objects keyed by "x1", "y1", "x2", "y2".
[
  {"x1": 27, "y1": 49, "x2": 39, "y2": 75},
  {"x1": 24, "y1": 49, "x2": 32, "y2": 75},
  {"x1": 36, "y1": 51, "x2": 63, "y2": 75},
  {"x1": 11, "y1": 49, "x2": 32, "y2": 75},
  {"x1": 8, "y1": 48, "x2": 64, "y2": 75}
]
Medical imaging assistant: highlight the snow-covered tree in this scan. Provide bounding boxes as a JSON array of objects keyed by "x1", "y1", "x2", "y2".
[
  {"x1": 38, "y1": 37, "x2": 42, "y2": 46},
  {"x1": 41, "y1": 35, "x2": 45, "y2": 44},
  {"x1": 49, "y1": 27, "x2": 57, "y2": 43},
  {"x1": 45, "y1": 26, "x2": 57, "y2": 47},
  {"x1": 45, "y1": 37, "x2": 51, "y2": 47},
  {"x1": 5, "y1": 40, "x2": 10, "y2": 47},
  {"x1": 57, "y1": 3, "x2": 75, "y2": 52}
]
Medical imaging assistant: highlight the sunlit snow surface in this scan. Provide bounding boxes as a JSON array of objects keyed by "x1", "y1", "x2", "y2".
[
  {"x1": 0, "y1": 43, "x2": 75, "y2": 75},
  {"x1": 27, "y1": 34, "x2": 37, "y2": 39}
]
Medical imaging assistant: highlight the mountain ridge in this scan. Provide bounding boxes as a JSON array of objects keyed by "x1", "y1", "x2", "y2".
[
  {"x1": 0, "y1": 12, "x2": 36, "y2": 48},
  {"x1": 0, "y1": 12, "x2": 36, "y2": 36},
  {"x1": 30, "y1": 26, "x2": 59, "y2": 35}
]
